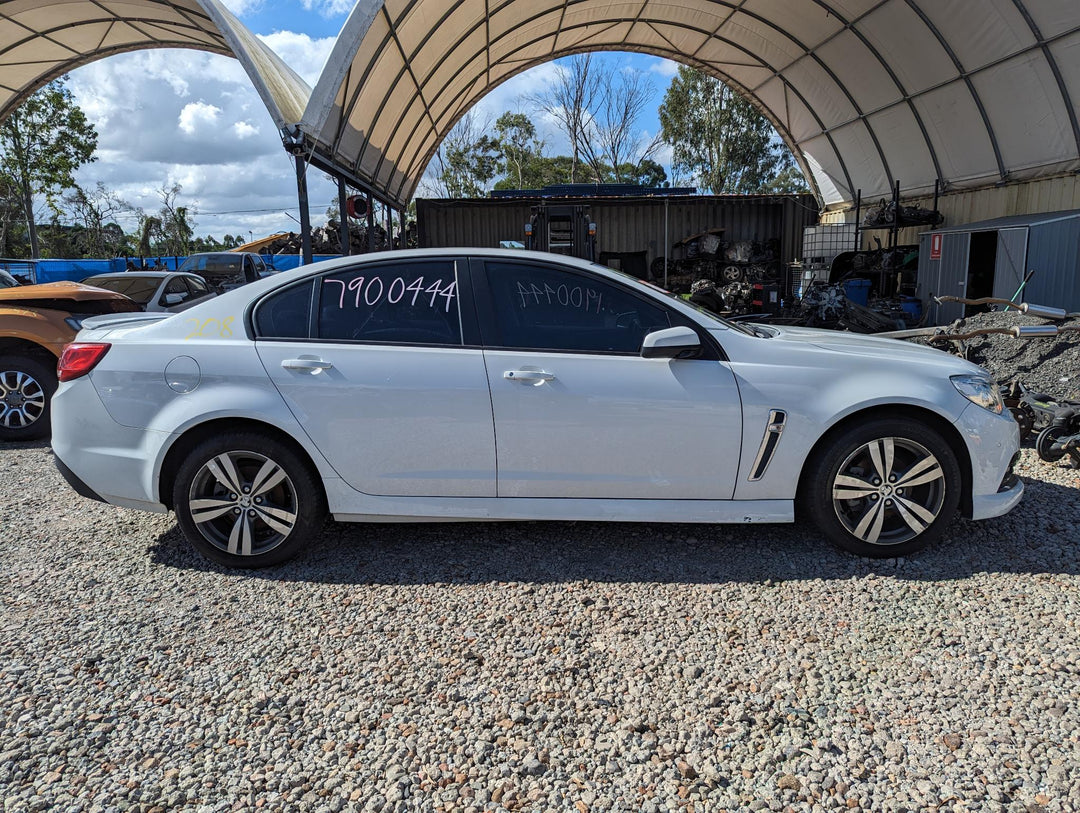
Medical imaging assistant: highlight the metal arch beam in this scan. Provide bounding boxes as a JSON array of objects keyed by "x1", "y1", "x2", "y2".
[
  {"x1": 710, "y1": 1, "x2": 896, "y2": 191},
  {"x1": 1009, "y1": 0, "x2": 1080, "y2": 160},
  {"x1": 393, "y1": 37, "x2": 850, "y2": 205},
  {"x1": 785, "y1": 0, "x2": 945, "y2": 192},
  {"x1": 781, "y1": 25, "x2": 1080, "y2": 145},
  {"x1": 390, "y1": 28, "x2": 852, "y2": 205},
  {"x1": 335, "y1": 0, "x2": 869, "y2": 206},
  {"x1": 902, "y1": 0, "x2": 1008, "y2": 181}
]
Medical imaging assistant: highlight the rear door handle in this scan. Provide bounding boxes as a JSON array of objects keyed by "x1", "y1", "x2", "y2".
[
  {"x1": 281, "y1": 357, "x2": 333, "y2": 373},
  {"x1": 504, "y1": 370, "x2": 555, "y2": 382}
]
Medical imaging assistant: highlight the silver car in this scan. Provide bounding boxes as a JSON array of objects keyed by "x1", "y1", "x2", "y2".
[
  {"x1": 80, "y1": 271, "x2": 216, "y2": 313},
  {"x1": 52, "y1": 249, "x2": 1022, "y2": 568}
]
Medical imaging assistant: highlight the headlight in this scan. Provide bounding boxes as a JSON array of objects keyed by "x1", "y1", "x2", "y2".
[{"x1": 951, "y1": 374, "x2": 1003, "y2": 414}]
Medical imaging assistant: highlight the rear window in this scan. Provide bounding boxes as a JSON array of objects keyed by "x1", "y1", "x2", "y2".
[{"x1": 83, "y1": 276, "x2": 159, "y2": 305}]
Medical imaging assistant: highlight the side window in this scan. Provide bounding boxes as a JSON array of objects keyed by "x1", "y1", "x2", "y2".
[
  {"x1": 186, "y1": 276, "x2": 210, "y2": 297},
  {"x1": 254, "y1": 280, "x2": 314, "y2": 339},
  {"x1": 317, "y1": 262, "x2": 462, "y2": 345},
  {"x1": 484, "y1": 261, "x2": 670, "y2": 353},
  {"x1": 161, "y1": 276, "x2": 192, "y2": 307}
]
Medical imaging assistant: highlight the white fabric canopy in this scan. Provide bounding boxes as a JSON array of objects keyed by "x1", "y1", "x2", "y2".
[
  {"x1": 0, "y1": 0, "x2": 310, "y2": 130},
  {"x1": 4, "y1": 1, "x2": 1080, "y2": 210},
  {"x1": 299, "y1": 0, "x2": 1080, "y2": 208}
]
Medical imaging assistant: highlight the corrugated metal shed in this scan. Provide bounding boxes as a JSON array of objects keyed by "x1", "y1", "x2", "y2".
[
  {"x1": 417, "y1": 195, "x2": 819, "y2": 274},
  {"x1": 917, "y1": 208, "x2": 1080, "y2": 321}
]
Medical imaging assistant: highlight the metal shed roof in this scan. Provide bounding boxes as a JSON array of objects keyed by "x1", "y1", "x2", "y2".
[
  {"x1": 4, "y1": 1, "x2": 1080, "y2": 212},
  {"x1": 929, "y1": 208, "x2": 1080, "y2": 234}
]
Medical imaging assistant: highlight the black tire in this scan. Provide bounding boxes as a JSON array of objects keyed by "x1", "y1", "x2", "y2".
[
  {"x1": 1036, "y1": 425, "x2": 1069, "y2": 463},
  {"x1": 172, "y1": 432, "x2": 327, "y2": 567},
  {"x1": 801, "y1": 417, "x2": 962, "y2": 558},
  {"x1": 0, "y1": 354, "x2": 56, "y2": 442}
]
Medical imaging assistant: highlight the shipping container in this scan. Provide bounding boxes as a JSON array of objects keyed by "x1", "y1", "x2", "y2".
[{"x1": 416, "y1": 194, "x2": 819, "y2": 292}]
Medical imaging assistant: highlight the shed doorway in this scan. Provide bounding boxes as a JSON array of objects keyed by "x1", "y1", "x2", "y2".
[{"x1": 965, "y1": 231, "x2": 997, "y2": 312}]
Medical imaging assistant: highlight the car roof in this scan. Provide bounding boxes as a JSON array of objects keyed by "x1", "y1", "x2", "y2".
[{"x1": 84, "y1": 272, "x2": 182, "y2": 280}]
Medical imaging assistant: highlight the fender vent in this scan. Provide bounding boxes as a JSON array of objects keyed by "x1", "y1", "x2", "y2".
[{"x1": 749, "y1": 410, "x2": 787, "y2": 481}]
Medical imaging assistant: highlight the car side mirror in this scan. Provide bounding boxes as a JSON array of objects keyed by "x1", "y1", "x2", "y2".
[
  {"x1": 164, "y1": 293, "x2": 185, "y2": 305},
  {"x1": 641, "y1": 326, "x2": 701, "y2": 359}
]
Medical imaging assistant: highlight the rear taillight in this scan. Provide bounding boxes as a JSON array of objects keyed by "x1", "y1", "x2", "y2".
[{"x1": 58, "y1": 343, "x2": 111, "y2": 382}]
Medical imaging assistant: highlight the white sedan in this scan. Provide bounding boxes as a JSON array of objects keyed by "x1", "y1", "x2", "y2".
[{"x1": 51, "y1": 249, "x2": 1022, "y2": 568}]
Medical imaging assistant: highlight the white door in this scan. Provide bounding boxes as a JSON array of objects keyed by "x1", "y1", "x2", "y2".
[
  {"x1": 254, "y1": 261, "x2": 496, "y2": 497},
  {"x1": 478, "y1": 259, "x2": 743, "y2": 499}
]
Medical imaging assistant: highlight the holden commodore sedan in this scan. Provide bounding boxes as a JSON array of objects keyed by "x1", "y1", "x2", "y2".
[{"x1": 51, "y1": 249, "x2": 1022, "y2": 568}]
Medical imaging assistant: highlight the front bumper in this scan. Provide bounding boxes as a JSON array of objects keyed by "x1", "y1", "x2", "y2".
[{"x1": 955, "y1": 401, "x2": 1023, "y2": 521}]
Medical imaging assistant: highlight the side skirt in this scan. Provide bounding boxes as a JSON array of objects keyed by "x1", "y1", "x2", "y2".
[{"x1": 325, "y1": 482, "x2": 793, "y2": 524}]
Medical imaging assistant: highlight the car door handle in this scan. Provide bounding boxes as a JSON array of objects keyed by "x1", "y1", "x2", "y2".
[
  {"x1": 504, "y1": 370, "x2": 555, "y2": 382},
  {"x1": 281, "y1": 358, "x2": 333, "y2": 372}
]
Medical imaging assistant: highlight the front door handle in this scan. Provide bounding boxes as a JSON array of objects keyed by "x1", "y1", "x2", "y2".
[
  {"x1": 281, "y1": 357, "x2": 333, "y2": 373},
  {"x1": 504, "y1": 370, "x2": 555, "y2": 382}
]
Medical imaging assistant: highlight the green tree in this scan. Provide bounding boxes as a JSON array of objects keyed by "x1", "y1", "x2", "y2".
[
  {"x1": 0, "y1": 78, "x2": 98, "y2": 258},
  {"x1": 659, "y1": 67, "x2": 807, "y2": 195},
  {"x1": 434, "y1": 113, "x2": 501, "y2": 198},
  {"x1": 495, "y1": 112, "x2": 545, "y2": 189},
  {"x1": 63, "y1": 182, "x2": 131, "y2": 258}
]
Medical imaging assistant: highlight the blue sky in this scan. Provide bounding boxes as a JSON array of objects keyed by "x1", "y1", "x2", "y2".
[{"x1": 65, "y1": 0, "x2": 678, "y2": 242}]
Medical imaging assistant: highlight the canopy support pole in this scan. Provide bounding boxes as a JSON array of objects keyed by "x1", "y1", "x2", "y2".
[
  {"x1": 337, "y1": 177, "x2": 351, "y2": 256},
  {"x1": 295, "y1": 154, "x2": 313, "y2": 265}
]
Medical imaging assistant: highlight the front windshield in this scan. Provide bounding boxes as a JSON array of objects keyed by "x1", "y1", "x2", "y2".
[
  {"x1": 593, "y1": 263, "x2": 757, "y2": 336},
  {"x1": 83, "y1": 276, "x2": 158, "y2": 305}
]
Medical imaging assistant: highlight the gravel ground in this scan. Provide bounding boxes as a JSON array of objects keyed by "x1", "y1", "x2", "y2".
[{"x1": 2, "y1": 441, "x2": 1079, "y2": 813}]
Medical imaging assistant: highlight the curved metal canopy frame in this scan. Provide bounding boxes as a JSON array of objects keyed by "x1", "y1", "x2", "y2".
[{"x1": 300, "y1": 0, "x2": 1080, "y2": 209}]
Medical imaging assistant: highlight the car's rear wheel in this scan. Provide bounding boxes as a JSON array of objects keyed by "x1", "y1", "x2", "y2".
[
  {"x1": 802, "y1": 417, "x2": 961, "y2": 557},
  {"x1": 0, "y1": 355, "x2": 55, "y2": 441},
  {"x1": 173, "y1": 433, "x2": 326, "y2": 567}
]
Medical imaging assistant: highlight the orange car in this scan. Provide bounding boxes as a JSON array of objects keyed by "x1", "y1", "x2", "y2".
[{"x1": 0, "y1": 281, "x2": 140, "y2": 441}]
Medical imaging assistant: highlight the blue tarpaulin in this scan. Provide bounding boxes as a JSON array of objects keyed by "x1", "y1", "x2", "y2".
[{"x1": 31, "y1": 255, "x2": 342, "y2": 284}]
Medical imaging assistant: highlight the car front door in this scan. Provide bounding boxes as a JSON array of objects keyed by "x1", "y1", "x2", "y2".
[
  {"x1": 254, "y1": 259, "x2": 496, "y2": 497},
  {"x1": 475, "y1": 258, "x2": 743, "y2": 500}
]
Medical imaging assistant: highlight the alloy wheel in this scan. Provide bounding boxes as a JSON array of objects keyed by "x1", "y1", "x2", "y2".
[
  {"x1": 831, "y1": 436, "x2": 946, "y2": 547},
  {"x1": 0, "y1": 369, "x2": 46, "y2": 430},
  {"x1": 187, "y1": 450, "x2": 299, "y2": 557}
]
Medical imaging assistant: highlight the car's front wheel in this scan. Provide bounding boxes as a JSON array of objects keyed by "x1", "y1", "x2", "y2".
[
  {"x1": 0, "y1": 354, "x2": 56, "y2": 442},
  {"x1": 173, "y1": 432, "x2": 327, "y2": 567},
  {"x1": 802, "y1": 417, "x2": 962, "y2": 557}
]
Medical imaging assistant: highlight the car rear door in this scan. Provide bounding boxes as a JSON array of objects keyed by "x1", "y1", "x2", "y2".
[
  {"x1": 474, "y1": 257, "x2": 743, "y2": 499},
  {"x1": 254, "y1": 258, "x2": 496, "y2": 497}
]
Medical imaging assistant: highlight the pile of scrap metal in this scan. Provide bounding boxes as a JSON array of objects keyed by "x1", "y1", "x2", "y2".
[
  {"x1": 861, "y1": 199, "x2": 944, "y2": 228},
  {"x1": 653, "y1": 233, "x2": 781, "y2": 292},
  {"x1": 883, "y1": 297, "x2": 1080, "y2": 456},
  {"x1": 782, "y1": 282, "x2": 918, "y2": 332},
  {"x1": 259, "y1": 219, "x2": 415, "y2": 255}
]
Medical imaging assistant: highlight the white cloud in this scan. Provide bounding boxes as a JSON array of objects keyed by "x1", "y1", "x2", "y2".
[
  {"x1": 178, "y1": 101, "x2": 222, "y2": 135},
  {"x1": 233, "y1": 121, "x2": 260, "y2": 139},
  {"x1": 299, "y1": 0, "x2": 354, "y2": 18},
  {"x1": 64, "y1": 46, "x2": 337, "y2": 240},
  {"x1": 648, "y1": 57, "x2": 681, "y2": 79},
  {"x1": 221, "y1": 0, "x2": 264, "y2": 13}
]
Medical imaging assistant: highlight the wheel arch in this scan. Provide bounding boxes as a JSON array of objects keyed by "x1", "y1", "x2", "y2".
[
  {"x1": 0, "y1": 337, "x2": 60, "y2": 366},
  {"x1": 796, "y1": 404, "x2": 974, "y2": 520},
  {"x1": 158, "y1": 417, "x2": 325, "y2": 509}
]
